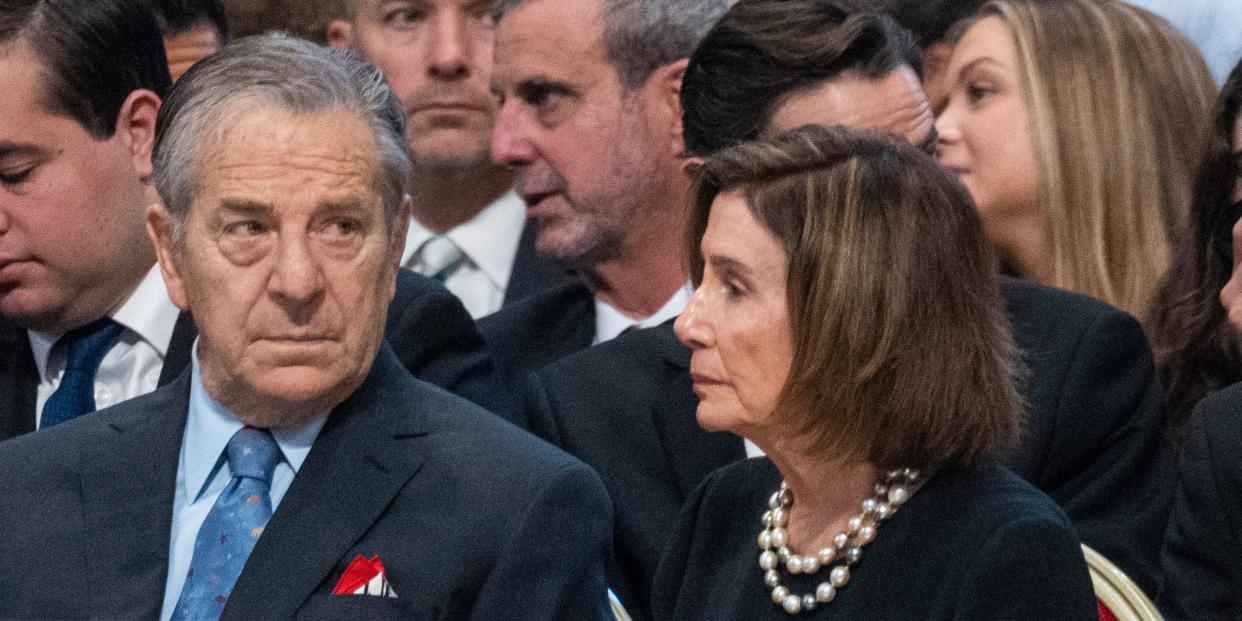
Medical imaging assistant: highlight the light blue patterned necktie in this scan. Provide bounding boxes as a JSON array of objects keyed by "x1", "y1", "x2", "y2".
[
  {"x1": 171, "y1": 427, "x2": 281, "y2": 620},
  {"x1": 40, "y1": 317, "x2": 126, "y2": 428}
]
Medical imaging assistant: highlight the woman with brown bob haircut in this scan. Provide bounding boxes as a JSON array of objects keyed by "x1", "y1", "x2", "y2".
[{"x1": 652, "y1": 125, "x2": 1096, "y2": 619}]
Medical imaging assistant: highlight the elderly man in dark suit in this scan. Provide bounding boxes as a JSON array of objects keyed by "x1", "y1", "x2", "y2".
[
  {"x1": 0, "y1": 32, "x2": 611, "y2": 620},
  {"x1": 520, "y1": 1, "x2": 1172, "y2": 617},
  {"x1": 0, "y1": 0, "x2": 514, "y2": 438}
]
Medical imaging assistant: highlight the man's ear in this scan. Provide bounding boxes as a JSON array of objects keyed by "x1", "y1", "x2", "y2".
[
  {"x1": 326, "y1": 20, "x2": 355, "y2": 49},
  {"x1": 387, "y1": 194, "x2": 413, "y2": 300},
  {"x1": 647, "y1": 58, "x2": 689, "y2": 159},
  {"x1": 116, "y1": 89, "x2": 162, "y2": 180},
  {"x1": 146, "y1": 202, "x2": 191, "y2": 311}
]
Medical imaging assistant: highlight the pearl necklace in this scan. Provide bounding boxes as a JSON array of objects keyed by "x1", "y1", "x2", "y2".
[{"x1": 757, "y1": 468, "x2": 919, "y2": 615}]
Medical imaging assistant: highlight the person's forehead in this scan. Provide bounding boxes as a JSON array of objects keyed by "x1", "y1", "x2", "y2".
[
  {"x1": 0, "y1": 42, "x2": 97, "y2": 152},
  {"x1": 767, "y1": 66, "x2": 933, "y2": 146},
  {"x1": 193, "y1": 106, "x2": 382, "y2": 199},
  {"x1": 356, "y1": 0, "x2": 489, "y2": 16},
  {"x1": 493, "y1": 0, "x2": 608, "y2": 87}
]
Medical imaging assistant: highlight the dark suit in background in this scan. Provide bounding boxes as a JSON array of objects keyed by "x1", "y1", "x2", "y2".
[
  {"x1": 479, "y1": 280, "x2": 595, "y2": 394},
  {"x1": 0, "y1": 345, "x2": 612, "y2": 620},
  {"x1": 0, "y1": 270, "x2": 516, "y2": 438},
  {"x1": 501, "y1": 221, "x2": 576, "y2": 307},
  {"x1": 523, "y1": 277, "x2": 1170, "y2": 618},
  {"x1": 1160, "y1": 383, "x2": 1242, "y2": 621}
]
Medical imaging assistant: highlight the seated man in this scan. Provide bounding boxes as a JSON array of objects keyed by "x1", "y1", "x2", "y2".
[
  {"x1": 522, "y1": 1, "x2": 1171, "y2": 616},
  {"x1": 0, "y1": 0, "x2": 512, "y2": 437},
  {"x1": 0, "y1": 34, "x2": 611, "y2": 620}
]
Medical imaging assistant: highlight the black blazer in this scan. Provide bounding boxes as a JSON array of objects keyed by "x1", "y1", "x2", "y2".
[
  {"x1": 0, "y1": 269, "x2": 516, "y2": 437},
  {"x1": 651, "y1": 459, "x2": 1097, "y2": 620},
  {"x1": 478, "y1": 279, "x2": 595, "y2": 392},
  {"x1": 501, "y1": 220, "x2": 575, "y2": 306},
  {"x1": 523, "y1": 276, "x2": 1170, "y2": 618},
  {"x1": 0, "y1": 344, "x2": 613, "y2": 620},
  {"x1": 1160, "y1": 382, "x2": 1242, "y2": 620}
]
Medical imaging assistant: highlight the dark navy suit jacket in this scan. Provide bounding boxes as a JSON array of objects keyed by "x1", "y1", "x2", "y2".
[
  {"x1": 0, "y1": 269, "x2": 516, "y2": 437},
  {"x1": 0, "y1": 344, "x2": 612, "y2": 620},
  {"x1": 521, "y1": 276, "x2": 1171, "y2": 618},
  {"x1": 500, "y1": 220, "x2": 575, "y2": 307},
  {"x1": 1160, "y1": 382, "x2": 1242, "y2": 620}
]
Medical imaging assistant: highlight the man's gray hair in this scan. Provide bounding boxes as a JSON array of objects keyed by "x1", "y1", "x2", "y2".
[
  {"x1": 152, "y1": 32, "x2": 412, "y2": 240},
  {"x1": 493, "y1": 0, "x2": 730, "y2": 89}
]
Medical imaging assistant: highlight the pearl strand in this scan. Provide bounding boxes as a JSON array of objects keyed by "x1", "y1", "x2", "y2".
[{"x1": 757, "y1": 468, "x2": 919, "y2": 615}]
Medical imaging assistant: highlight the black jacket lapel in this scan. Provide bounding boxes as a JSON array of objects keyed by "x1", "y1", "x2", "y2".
[
  {"x1": 223, "y1": 347, "x2": 428, "y2": 620},
  {"x1": 79, "y1": 372, "x2": 189, "y2": 617},
  {"x1": 159, "y1": 312, "x2": 197, "y2": 386},
  {"x1": 0, "y1": 318, "x2": 37, "y2": 439},
  {"x1": 648, "y1": 325, "x2": 746, "y2": 499}
]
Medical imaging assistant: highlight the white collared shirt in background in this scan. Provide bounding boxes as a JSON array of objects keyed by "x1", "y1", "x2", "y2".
[
  {"x1": 28, "y1": 264, "x2": 181, "y2": 426},
  {"x1": 401, "y1": 190, "x2": 526, "y2": 319},
  {"x1": 1127, "y1": 0, "x2": 1242, "y2": 84},
  {"x1": 593, "y1": 283, "x2": 692, "y2": 345}
]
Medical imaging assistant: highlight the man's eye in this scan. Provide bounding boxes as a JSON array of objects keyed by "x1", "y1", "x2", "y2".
[
  {"x1": 323, "y1": 219, "x2": 362, "y2": 239},
  {"x1": 385, "y1": 8, "x2": 426, "y2": 26},
  {"x1": 224, "y1": 220, "x2": 265, "y2": 237},
  {"x1": 0, "y1": 166, "x2": 35, "y2": 186}
]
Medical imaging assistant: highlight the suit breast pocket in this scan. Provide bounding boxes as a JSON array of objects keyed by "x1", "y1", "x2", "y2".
[{"x1": 295, "y1": 594, "x2": 440, "y2": 621}]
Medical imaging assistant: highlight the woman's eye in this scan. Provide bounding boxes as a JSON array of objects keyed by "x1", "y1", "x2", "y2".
[{"x1": 966, "y1": 83, "x2": 996, "y2": 103}]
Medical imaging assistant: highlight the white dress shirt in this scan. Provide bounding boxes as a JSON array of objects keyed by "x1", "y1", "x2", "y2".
[
  {"x1": 401, "y1": 190, "x2": 526, "y2": 319},
  {"x1": 593, "y1": 283, "x2": 692, "y2": 345},
  {"x1": 29, "y1": 264, "x2": 181, "y2": 426},
  {"x1": 159, "y1": 341, "x2": 327, "y2": 620}
]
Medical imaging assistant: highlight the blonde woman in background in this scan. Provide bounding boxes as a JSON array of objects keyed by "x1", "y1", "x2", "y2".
[{"x1": 935, "y1": 0, "x2": 1215, "y2": 327}]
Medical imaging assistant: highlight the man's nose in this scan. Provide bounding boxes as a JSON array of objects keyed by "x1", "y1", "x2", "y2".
[
  {"x1": 428, "y1": 9, "x2": 470, "y2": 81},
  {"x1": 268, "y1": 234, "x2": 325, "y2": 306},
  {"x1": 491, "y1": 101, "x2": 537, "y2": 167}
]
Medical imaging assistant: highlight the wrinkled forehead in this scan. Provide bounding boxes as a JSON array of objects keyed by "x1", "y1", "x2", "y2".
[
  {"x1": 766, "y1": 65, "x2": 934, "y2": 150},
  {"x1": 190, "y1": 104, "x2": 384, "y2": 204}
]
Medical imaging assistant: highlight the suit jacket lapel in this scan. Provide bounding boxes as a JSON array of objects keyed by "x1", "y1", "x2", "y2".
[
  {"x1": 79, "y1": 372, "x2": 189, "y2": 618},
  {"x1": 0, "y1": 318, "x2": 37, "y2": 439},
  {"x1": 159, "y1": 312, "x2": 197, "y2": 386},
  {"x1": 648, "y1": 325, "x2": 746, "y2": 499},
  {"x1": 503, "y1": 220, "x2": 573, "y2": 305},
  {"x1": 223, "y1": 347, "x2": 427, "y2": 620}
]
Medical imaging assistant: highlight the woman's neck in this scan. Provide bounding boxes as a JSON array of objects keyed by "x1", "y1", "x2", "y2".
[{"x1": 764, "y1": 449, "x2": 881, "y2": 554}]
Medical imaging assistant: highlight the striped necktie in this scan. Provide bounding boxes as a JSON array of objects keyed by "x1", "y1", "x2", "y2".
[{"x1": 411, "y1": 235, "x2": 466, "y2": 282}]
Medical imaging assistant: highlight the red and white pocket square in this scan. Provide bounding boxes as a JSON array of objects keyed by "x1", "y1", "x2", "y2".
[{"x1": 332, "y1": 555, "x2": 398, "y2": 598}]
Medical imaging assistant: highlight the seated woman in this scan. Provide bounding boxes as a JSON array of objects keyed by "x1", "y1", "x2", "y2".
[
  {"x1": 1155, "y1": 57, "x2": 1242, "y2": 621},
  {"x1": 1151, "y1": 58, "x2": 1242, "y2": 432},
  {"x1": 652, "y1": 124, "x2": 1096, "y2": 619},
  {"x1": 935, "y1": 0, "x2": 1215, "y2": 328}
]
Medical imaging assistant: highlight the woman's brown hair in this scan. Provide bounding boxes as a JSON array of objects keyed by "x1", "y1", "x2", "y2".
[{"x1": 686, "y1": 124, "x2": 1024, "y2": 470}]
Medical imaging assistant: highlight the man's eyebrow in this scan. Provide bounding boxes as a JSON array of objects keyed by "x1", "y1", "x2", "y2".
[
  {"x1": 515, "y1": 76, "x2": 579, "y2": 100},
  {"x1": 218, "y1": 199, "x2": 271, "y2": 215}
]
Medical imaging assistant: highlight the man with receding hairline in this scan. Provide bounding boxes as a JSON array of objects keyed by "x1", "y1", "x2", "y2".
[
  {"x1": 0, "y1": 0, "x2": 513, "y2": 437},
  {"x1": 480, "y1": 0, "x2": 730, "y2": 387}
]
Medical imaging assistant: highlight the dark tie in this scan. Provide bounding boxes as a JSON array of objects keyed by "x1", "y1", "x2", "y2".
[
  {"x1": 40, "y1": 317, "x2": 126, "y2": 428},
  {"x1": 171, "y1": 427, "x2": 281, "y2": 620}
]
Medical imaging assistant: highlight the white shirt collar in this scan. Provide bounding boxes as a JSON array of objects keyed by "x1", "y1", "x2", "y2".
[
  {"x1": 593, "y1": 283, "x2": 692, "y2": 345},
  {"x1": 183, "y1": 340, "x2": 327, "y2": 502},
  {"x1": 401, "y1": 190, "x2": 526, "y2": 291},
  {"x1": 27, "y1": 264, "x2": 180, "y2": 382}
]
